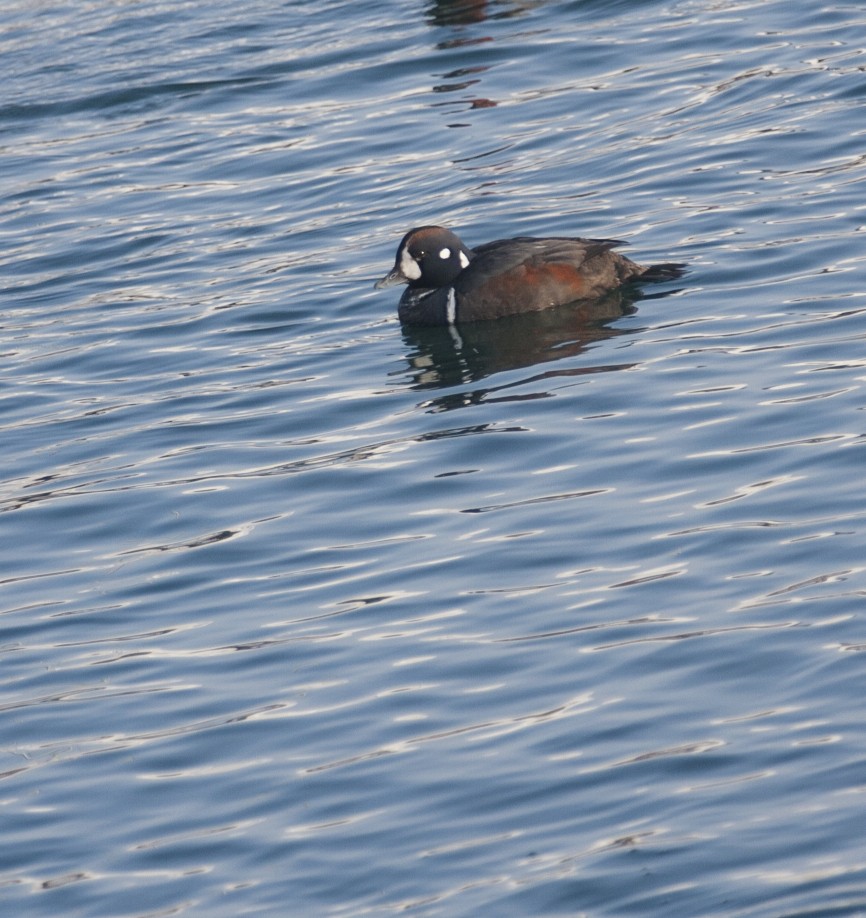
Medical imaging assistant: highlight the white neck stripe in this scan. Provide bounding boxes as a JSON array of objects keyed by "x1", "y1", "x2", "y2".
[{"x1": 446, "y1": 288, "x2": 457, "y2": 324}]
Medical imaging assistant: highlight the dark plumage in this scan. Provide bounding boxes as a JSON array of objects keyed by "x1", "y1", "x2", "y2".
[{"x1": 375, "y1": 225, "x2": 685, "y2": 325}]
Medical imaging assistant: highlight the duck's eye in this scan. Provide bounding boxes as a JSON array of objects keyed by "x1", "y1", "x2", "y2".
[{"x1": 439, "y1": 247, "x2": 451, "y2": 259}]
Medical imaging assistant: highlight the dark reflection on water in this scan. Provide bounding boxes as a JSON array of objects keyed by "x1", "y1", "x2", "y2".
[
  {"x1": 426, "y1": 0, "x2": 491, "y2": 28},
  {"x1": 400, "y1": 290, "x2": 639, "y2": 394}
]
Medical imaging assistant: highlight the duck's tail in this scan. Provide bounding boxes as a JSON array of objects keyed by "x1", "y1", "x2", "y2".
[{"x1": 639, "y1": 262, "x2": 688, "y2": 282}]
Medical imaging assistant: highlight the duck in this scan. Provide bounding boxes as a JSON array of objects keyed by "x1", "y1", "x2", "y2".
[{"x1": 374, "y1": 225, "x2": 685, "y2": 325}]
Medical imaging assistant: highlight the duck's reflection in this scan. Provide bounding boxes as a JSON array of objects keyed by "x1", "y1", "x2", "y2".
[
  {"x1": 426, "y1": 0, "x2": 489, "y2": 27},
  {"x1": 398, "y1": 291, "x2": 643, "y2": 411}
]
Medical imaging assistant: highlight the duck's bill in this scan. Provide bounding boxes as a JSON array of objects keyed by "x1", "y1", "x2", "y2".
[{"x1": 374, "y1": 268, "x2": 408, "y2": 290}]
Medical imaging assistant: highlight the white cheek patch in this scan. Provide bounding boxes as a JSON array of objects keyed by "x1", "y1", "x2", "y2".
[
  {"x1": 439, "y1": 247, "x2": 451, "y2": 260},
  {"x1": 459, "y1": 251, "x2": 470, "y2": 269},
  {"x1": 399, "y1": 245, "x2": 421, "y2": 281}
]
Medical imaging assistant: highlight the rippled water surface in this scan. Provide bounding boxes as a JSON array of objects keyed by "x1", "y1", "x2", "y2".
[{"x1": 3, "y1": 1, "x2": 866, "y2": 915}]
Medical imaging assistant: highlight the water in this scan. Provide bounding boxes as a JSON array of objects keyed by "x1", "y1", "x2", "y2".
[{"x1": 2, "y1": 0, "x2": 866, "y2": 915}]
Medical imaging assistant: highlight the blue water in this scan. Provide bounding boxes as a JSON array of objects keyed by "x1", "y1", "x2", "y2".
[{"x1": 3, "y1": 1, "x2": 866, "y2": 915}]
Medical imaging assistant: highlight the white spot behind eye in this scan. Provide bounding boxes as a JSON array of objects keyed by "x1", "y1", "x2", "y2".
[
  {"x1": 439, "y1": 247, "x2": 451, "y2": 260},
  {"x1": 459, "y1": 251, "x2": 470, "y2": 269}
]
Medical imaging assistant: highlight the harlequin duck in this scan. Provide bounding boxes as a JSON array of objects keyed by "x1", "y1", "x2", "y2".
[{"x1": 375, "y1": 225, "x2": 685, "y2": 325}]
